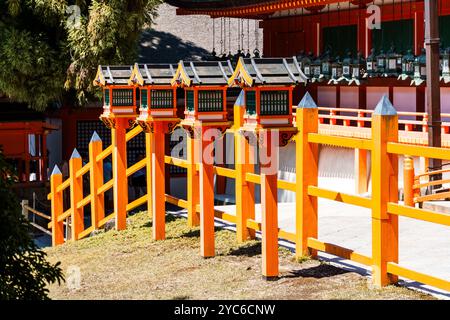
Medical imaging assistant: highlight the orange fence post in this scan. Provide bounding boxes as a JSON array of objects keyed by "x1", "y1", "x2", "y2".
[
  {"x1": 187, "y1": 130, "x2": 200, "y2": 227},
  {"x1": 371, "y1": 95, "x2": 399, "y2": 287},
  {"x1": 69, "y1": 149, "x2": 84, "y2": 241},
  {"x1": 152, "y1": 122, "x2": 166, "y2": 240},
  {"x1": 260, "y1": 129, "x2": 279, "y2": 279},
  {"x1": 50, "y1": 166, "x2": 64, "y2": 246},
  {"x1": 145, "y1": 131, "x2": 153, "y2": 219},
  {"x1": 112, "y1": 118, "x2": 128, "y2": 230},
  {"x1": 403, "y1": 156, "x2": 415, "y2": 207},
  {"x1": 199, "y1": 125, "x2": 215, "y2": 257},
  {"x1": 234, "y1": 92, "x2": 255, "y2": 242},
  {"x1": 89, "y1": 132, "x2": 104, "y2": 229},
  {"x1": 295, "y1": 93, "x2": 319, "y2": 259}
]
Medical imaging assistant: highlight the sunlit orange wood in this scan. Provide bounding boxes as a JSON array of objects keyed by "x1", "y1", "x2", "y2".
[
  {"x1": 260, "y1": 130, "x2": 279, "y2": 279},
  {"x1": 403, "y1": 156, "x2": 415, "y2": 207},
  {"x1": 89, "y1": 133, "x2": 105, "y2": 229},
  {"x1": 112, "y1": 118, "x2": 128, "y2": 231},
  {"x1": 187, "y1": 132, "x2": 200, "y2": 227},
  {"x1": 50, "y1": 167, "x2": 64, "y2": 246},
  {"x1": 69, "y1": 150, "x2": 84, "y2": 241},
  {"x1": 152, "y1": 122, "x2": 166, "y2": 240},
  {"x1": 199, "y1": 125, "x2": 215, "y2": 257},
  {"x1": 235, "y1": 101, "x2": 255, "y2": 242},
  {"x1": 371, "y1": 99, "x2": 399, "y2": 287},
  {"x1": 146, "y1": 132, "x2": 153, "y2": 219},
  {"x1": 295, "y1": 101, "x2": 319, "y2": 259}
]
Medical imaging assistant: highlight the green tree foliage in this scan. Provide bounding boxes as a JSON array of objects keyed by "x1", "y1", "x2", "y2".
[
  {"x1": 0, "y1": 150, "x2": 64, "y2": 299},
  {"x1": 0, "y1": 0, "x2": 161, "y2": 110}
]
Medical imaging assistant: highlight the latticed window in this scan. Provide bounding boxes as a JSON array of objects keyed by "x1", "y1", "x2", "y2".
[
  {"x1": 186, "y1": 90, "x2": 195, "y2": 112},
  {"x1": 112, "y1": 89, "x2": 134, "y2": 106},
  {"x1": 140, "y1": 89, "x2": 148, "y2": 109},
  {"x1": 150, "y1": 90, "x2": 173, "y2": 109},
  {"x1": 198, "y1": 90, "x2": 223, "y2": 112},
  {"x1": 245, "y1": 91, "x2": 256, "y2": 115},
  {"x1": 104, "y1": 89, "x2": 110, "y2": 106},
  {"x1": 169, "y1": 128, "x2": 187, "y2": 175},
  {"x1": 260, "y1": 91, "x2": 289, "y2": 116}
]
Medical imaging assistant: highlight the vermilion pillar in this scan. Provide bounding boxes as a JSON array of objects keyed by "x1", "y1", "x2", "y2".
[
  {"x1": 112, "y1": 118, "x2": 129, "y2": 231},
  {"x1": 152, "y1": 122, "x2": 166, "y2": 240},
  {"x1": 260, "y1": 130, "x2": 279, "y2": 279},
  {"x1": 198, "y1": 125, "x2": 215, "y2": 257}
]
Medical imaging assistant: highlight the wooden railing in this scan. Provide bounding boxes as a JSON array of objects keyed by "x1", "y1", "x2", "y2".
[{"x1": 48, "y1": 98, "x2": 450, "y2": 293}]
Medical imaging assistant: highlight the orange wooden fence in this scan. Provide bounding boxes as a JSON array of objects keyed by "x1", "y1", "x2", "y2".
[{"x1": 48, "y1": 95, "x2": 450, "y2": 292}]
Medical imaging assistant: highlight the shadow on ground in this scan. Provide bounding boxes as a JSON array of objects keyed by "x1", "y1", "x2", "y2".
[{"x1": 284, "y1": 263, "x2": 350, "y2": 279}]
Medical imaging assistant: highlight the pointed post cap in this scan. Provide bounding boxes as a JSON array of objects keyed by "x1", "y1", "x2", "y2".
[
  {"x1": 51, "y1": 165, "x2": 62, "y2": 176},
  {"x1": 374, "y1": 95, "x2": 397, "y2": 115},
  {"x1": 90, "y1": 131, "x2": 102, "y2": 143},
  {"x1": 70, "y1": 148, "x2": 81, "y2": 159},
  {"x1": 298, "y1": 92, "x2": 318, "y2": 109},
  {"x1": 234, "y1": 90, "x2": 245, "y2": 107}
]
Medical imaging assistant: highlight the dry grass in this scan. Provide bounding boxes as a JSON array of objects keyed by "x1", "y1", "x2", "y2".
[{"x1": 45, "y1": 211, "x2": 434, "y2": 300}]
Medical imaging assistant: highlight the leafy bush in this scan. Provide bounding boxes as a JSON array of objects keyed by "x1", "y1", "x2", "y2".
[{"x1": 0, "y1": 149, "x2": 64, "y2": 299}]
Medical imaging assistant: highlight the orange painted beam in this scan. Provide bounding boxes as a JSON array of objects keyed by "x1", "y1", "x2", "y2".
[
  {"x1": 187, "y1": 132, "x2": 200, "y2": 227},
  {"x1": 295, "y1": 93, "x2": 319, "y2": 259},
  {"x1": 260, "y1": 130, "x2": 279, "y2": 279},
  {"x1": 50, "y1": 166, "x2": 64, "y2": 246},
  {"x1": 69, "y1": 149, "x2": 84, "y2": 241},
  {"x1": 152, "y1": 122, "x2": 166, "y2": 240},
  {"x1": 112, "y1": 118, "x2": 128, "y2": 231},
  {"x1": 89, "y1": 132, "x2": 105, "y2": 229},
  {"x1": 371, "y1": 97, "x2": 399, "y2": 287},
  {"x1": 199, "y1": 126, "x2": 215, "y2": 258}
]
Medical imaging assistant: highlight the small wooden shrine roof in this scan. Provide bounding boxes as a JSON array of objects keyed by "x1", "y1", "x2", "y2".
[
  {"x1": 171, "y1": 60, "x2": 234, "y2": 87},
  {"x1": 129, "y1": 63, "x2": 177, "y2": 86},
  {"x1": 228, "y1": 57, "x2": 307, "y2": 87},
  {"x1": 93, "y1": 65, "x2": 134, "y2": 86}
]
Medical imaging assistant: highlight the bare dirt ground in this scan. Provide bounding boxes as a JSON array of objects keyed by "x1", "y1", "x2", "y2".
[{"x1": 45, "y1": 211, "x2": 434, "y2": 300}]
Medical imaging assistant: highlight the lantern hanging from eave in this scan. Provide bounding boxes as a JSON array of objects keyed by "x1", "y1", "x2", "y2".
[
  {"x1": 376, "y1": 50, "x2": 387, "y2": 77},
  {"x1": 128, "y1": 63, "x2": 180, "y2": 131},
  {"x1": 171, "y1": 60, "x2": 234, "y2": 126},
  {"x1": 365, "y1": 48, "x2": 378, "y2": 78},
  {"x1": 441, "y1": 48, "x2": 450, "y2": 83},
  {"x1": 228, "y1": 56, "x2": 307, "y2": 131},
  {"x1": 386, "y1": 46, "x2": 402, "y2": 77},
  {"x1": 311, "y1": 56, "x2": 322, "y2": 83},
  {"x1": 93, "y1": 65, "x2": 137, "y2": 127},
  {"x1": 348, "y1": 52, "x2": 366, "y2": 86},
  {"x1": 301, "y1": 51, "x2": 314, "y2": 79},
  {"x1": 341, "y1": 50, "x2": 353, "y2": 81},
  {"x1": 320, "y1": 49, "x2": 333, "y2": 80},
  {"x1": 328, "y1": 56, "x2": 343, "y2": 85},
  {"x1": 399, "y1": 49, "x2": 415, "y2": 80},
  {"x1": 412, "y1": 48, "x2": 426, "y2": 86}
]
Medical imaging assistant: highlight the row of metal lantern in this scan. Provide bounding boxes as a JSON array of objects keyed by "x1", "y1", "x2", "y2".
[{"x1": 296, "y1": 47, "x2": 450, "y2": 84}]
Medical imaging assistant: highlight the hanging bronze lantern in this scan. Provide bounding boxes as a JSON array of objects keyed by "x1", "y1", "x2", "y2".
[
  {"x1": 349, "y1": 52, "x2": 365, "y2": 84},
  {"x1": 320, "y1": 49, "x2": 333, "y2": 79},
  {"x1": 376, "y1": 50, "x2": 387, "y2": 76},
  {"x1": 365, "y1": 48, "x2": 377, "y2": 78},
  {"x1": 412, "y1": 48, "x2": 426, "y2": 86},
  {"x1": 342, "y1": 51, "x2": 353, "y2": 80},
  {"x1": 399, "y1": 49, "x2": 415, "y2": 80},
  {"x1": 301, "y1": 52, "x2": 313, "y2": 78},
  {"x1": 386, "y1": 46, "x2": 402, "y2": 76},
  {"x1": 441, "y1": 48, "x2": 450, "y2": 83},
  {"x1": 328, "y1": 56, "x2": 343, "y2": 84},
  {"x1": 311, "y1": 56, "x2": 322, "y2": 82}
]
